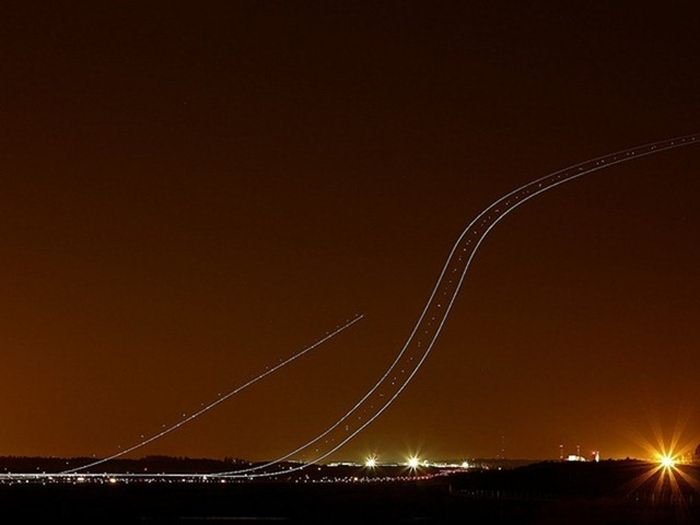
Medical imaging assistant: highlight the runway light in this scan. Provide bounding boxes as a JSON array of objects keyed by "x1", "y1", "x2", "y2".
[
  {"x1": 365, "y1": 455, "x2": 377, "y2": 468},
  {"x1": 407, "y1": 456, "x2": 420, "y2": 469}
]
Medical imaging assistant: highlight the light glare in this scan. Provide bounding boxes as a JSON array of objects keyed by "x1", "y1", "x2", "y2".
[{"x1": 660, "y1": 455, "x2": 675, "y2": 469}]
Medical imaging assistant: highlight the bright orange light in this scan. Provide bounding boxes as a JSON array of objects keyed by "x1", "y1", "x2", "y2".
[{"x1": 627, "y1": 425, "x2": 700, "y2": 504}]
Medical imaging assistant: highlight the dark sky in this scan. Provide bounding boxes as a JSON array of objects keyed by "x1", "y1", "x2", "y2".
[{"x1": 2, "y1": 2, "x2": 699, "y2": 462}]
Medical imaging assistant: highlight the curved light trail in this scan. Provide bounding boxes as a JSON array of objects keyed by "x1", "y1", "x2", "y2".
[
  {"x1": 61, "y1": 314, "x2": 364, "y2": 474},
  {"x1": 212, "y1": 133, "x2": 699, "y2": 478}
]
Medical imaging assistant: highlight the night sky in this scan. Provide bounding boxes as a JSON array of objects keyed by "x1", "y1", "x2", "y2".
[{"x1": 2, "y1": 2, "x2": 699, "y2": 462}]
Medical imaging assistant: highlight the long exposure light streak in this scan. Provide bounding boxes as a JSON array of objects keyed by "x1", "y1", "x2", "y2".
[
  {"x1": 212, "y1": 133, "x2": 698, "y2": 478},
  {"x1": 61, "y1": 314, "x2": 364, "y2": 474}
]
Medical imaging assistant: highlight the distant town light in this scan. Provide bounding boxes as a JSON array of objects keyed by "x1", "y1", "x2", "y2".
[
  {"x1": 365, "y1": 455, "x2": 377, "y2": 468},
  {"x1": 407, "y1": 456, "x2": 420, "y2": 469}
]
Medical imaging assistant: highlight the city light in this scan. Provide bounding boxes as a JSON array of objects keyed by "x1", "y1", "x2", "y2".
[
  {"x1": 364, "y1": 456, "x2": 377, "y2": 468},
  {"x1": 407, "y1": 456, "x2": 420, "y2": 469}
]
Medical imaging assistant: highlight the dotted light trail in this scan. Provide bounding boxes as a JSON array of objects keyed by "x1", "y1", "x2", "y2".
[{"x1": 61, "y1": 313, "x2": 364, "y2": 474}]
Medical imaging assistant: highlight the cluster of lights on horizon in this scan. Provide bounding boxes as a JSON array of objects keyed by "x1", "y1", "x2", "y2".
[
  {"x1": 362, "y1": 453, "x2": 470, "y2": 471},
  {"x1": 1, "y1": 445, "x2": 698, "y2": 485}
]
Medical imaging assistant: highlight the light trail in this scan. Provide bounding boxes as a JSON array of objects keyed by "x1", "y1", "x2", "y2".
[
  {"x1": 210, "y1": 133, "x2": 699, "y2": 478},
  {"x1": 61, "y1": 314, "x2": 364, "y2": 474}
]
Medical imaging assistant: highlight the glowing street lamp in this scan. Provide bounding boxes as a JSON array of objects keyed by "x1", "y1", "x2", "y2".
[
  {"x1": 365, "y1": 455, "x2": 377, "y2": 468},
  {"x1": 407, "y1": 455, "x2": 421, "y2": 470}
]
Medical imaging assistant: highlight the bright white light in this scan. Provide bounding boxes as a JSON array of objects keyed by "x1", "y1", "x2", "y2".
[
  {"x1": 660, "y1": 455, "x2": 676, "y2": 469},
  {"x1": 407, "y1": 456, "x2": 420, "y2": 469},
  {"x1": 365, "y1": 456, "x2": 377, "y2": 468},
  {"x1": 461, "y1": 461, "x2": 469, "y2": 469}
]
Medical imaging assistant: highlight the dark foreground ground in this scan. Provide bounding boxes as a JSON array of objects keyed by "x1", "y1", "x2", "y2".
[{"x1": 1, "y1": 461, "x2": 698, "y2": 524}]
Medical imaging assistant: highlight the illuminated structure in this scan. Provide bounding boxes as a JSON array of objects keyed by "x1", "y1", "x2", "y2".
[{"x1": 559, "y1": 444, "x2": 600, "y2": 463}]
